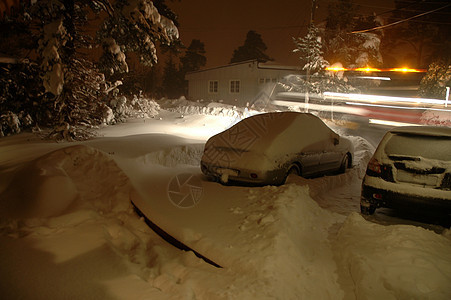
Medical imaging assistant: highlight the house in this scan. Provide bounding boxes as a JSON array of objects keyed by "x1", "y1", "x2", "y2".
[{"x1": 185, "y1": 60, "x2": 300, "y2": 106}]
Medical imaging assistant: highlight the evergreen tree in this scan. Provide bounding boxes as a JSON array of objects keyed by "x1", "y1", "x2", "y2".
[
  {"x1": 323, "y1": 0, "x2": 383, "y2": 68},
  {"x1": 97, "y1": 0, "x2": 179, "y2": 76},
  {"x1": 178, "y1": 39, "x2": 207, "y2": 95},
  {"x1": 180, "y1": 39, "x2": 207, "y2": 74},
  {"x1": 0, "y1": 0, "x2": 180, "y2": 139},
  {"x1": 293, "y1": 24, "x2": 329, "y2": 75},
  {"x1": 162, "y1": 57, "x2": 184, "y2": 98},
  {"x1": 230, "y1": 30, "x2": 272, "y2": 63},
  {"x1": 290, "y1": 24, "x2": 357, "y2": 95}
]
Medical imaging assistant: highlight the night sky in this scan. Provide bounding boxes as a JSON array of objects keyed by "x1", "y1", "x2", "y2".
[{"x1": 169, "y1": 0, "x2": 395, "y2": 68}]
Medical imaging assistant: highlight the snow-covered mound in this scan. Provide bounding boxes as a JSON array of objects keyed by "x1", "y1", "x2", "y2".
[
  {"x1": 0, "y1": 108, "x2": 450, "y2": 300},
  {"x1": 160, "y1": 98, "x2": 258, "y2": 119},
  {"x1": 336, "y1": 213, "x2": 451, "y2": 299},
  {"x1": 0, "y1": 145, "x2": 131, "y2": 220},
  {"x1": 141, "y1": 144, "x2": 204, "y2": 167},
  {"x1": 224, "y1": 184, "x2": 345, "y2": 299}
]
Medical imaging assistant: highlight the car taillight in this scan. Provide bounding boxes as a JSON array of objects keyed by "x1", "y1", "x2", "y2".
[{"x1": 367, "y1": 157, "x2": 381, "y2": 174}]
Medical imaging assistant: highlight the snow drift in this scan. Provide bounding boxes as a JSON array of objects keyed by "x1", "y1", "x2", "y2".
[{"x1": 0, "y1": 103, "x2": 450, "y2": 299}]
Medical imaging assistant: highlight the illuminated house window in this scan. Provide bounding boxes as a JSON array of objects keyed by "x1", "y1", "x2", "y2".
[
  {"x1": 208, "y1": 80, "x2": 218, "y2": 93},
  {"x1": 230, "y1": 80, "x2": 240, "y2": 93}
]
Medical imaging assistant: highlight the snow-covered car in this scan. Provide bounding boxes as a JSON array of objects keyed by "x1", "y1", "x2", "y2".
[
  {"x1": 200, "y1": 112, "x2": 354, "y2": 185},
  {"x1": 360, "y1": 126, "x2": 451, "y2": 215}
]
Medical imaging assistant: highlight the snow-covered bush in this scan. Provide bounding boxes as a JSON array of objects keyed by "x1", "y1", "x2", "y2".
[
  {"x1": 0, "y1": 111, "x2": 20, "y2": 137},
  {"x1": 109, "y1": 93, "x2": 160, "y2": 123},
  {"x1": 419, "y1": 60, "x2": 451, "y2": 99},
  {"x1": 0, "y1": 62, "x2": 44, "y2": 135}
]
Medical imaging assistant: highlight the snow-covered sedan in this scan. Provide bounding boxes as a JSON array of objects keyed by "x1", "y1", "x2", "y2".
[
  {"x1": 361, "y1": 126, "x2": 451, "y2": 215},
  {"x1": 200, "y1": 112, "x2": 354, "y2": 185}
]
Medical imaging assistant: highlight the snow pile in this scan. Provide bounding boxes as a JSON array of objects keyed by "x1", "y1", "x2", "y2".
[
  {"x1": 160, "y1": 98, "x2": 257, "y2": 120},
  {"x1": 0, "y1": 107, "x2": 450, "y2": 299},
  {"x1": 110, "y1": 95, "x2": 160, "y2": 122},
  {"x1": 0, "y1": 145, "x2": 131, "y2": 220},
  {"x1": 335, "y1": 213, "x2": 451, "y2": 299},
  {"x1": 225, "y1": 184, "x2": 345, "y2": 299},
  {"x1": 141, "y1": 144, "x2": 204, "y2": 167}
]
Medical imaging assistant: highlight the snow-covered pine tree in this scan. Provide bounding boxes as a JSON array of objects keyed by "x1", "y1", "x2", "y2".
[
  {"x1": 97, "y1": 0, "x2": 179, "y2": 76},
  {"x1": 289, "y1": 23, "x2": 358, "y2": 96},
  {"x1": 0, "y1": 0, "x2": 179, "y2": 139},
  {"x1": 293, "y1": 24, "x2": 329, "y2": 76}
]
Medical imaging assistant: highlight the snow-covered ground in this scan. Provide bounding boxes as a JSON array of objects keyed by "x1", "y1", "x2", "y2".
[{"x1": 1, "y1": 100, "x2": 450, "y2": 299}]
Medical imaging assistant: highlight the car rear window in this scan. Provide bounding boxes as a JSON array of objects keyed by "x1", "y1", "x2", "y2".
[{"x1": 384, "y1": 133, "x2": 451, "y2": 161}]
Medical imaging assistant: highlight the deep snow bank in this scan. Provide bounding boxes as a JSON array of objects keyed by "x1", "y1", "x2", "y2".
[
  {"x1": 335, "y1": 213, "x2": 451, "y2": 300},
  {"x1": 0, "y1": 145, "x2": 131, "y2": 220},
  {"x1": 226, "y1": 184, "x2": 345, "y2": 299}
]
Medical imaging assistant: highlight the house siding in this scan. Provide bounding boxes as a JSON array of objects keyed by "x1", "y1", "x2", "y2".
[{"x1": 186, "y1": 60, "x2": 300, "y2": 106}]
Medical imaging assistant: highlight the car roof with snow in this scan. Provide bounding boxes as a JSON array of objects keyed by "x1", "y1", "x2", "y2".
[
  {"x1": 207, "y1": 112, "x2": 339, "y2": 154},
  {"x1": 389, "y1": 126, "x2": 451, "y2": 137}
]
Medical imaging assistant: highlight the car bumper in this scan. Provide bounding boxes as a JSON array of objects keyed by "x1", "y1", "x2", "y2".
[
  {"x1": 200, "y1": 161, "x2": 284, "y2": 185},
  {"x1": 361, "y1": 184, "x2": 451, "y2": 213}
]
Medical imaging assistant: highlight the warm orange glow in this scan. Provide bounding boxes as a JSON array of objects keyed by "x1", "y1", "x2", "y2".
[
  {"x1": 325, "y1": 66, "x2": 347, "y2": 72},
  {"x1": 388, "y1": 68, "x2": 426, "y2": 73},
  {"x1": 354, "y1": 67, "x2": 382, "y2": 72},
  {"x1": 325, "y1": 66, "x2": 427, "y2": 73}
]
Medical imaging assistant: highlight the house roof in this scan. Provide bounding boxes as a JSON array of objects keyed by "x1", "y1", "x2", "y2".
[{"x1": 186, "y1": 59, "x2": 300, "y2": 75}]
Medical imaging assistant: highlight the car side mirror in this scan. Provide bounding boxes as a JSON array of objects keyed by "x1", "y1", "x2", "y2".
[{"x1": 333, "y1": 138, "x2": 339, "y2": 145}]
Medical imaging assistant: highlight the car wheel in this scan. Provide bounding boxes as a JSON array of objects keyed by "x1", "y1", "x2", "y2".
[
  {"x1": 283, "y1": 165, "x2": 300, "y2": 184},
  {"x1": 360, "y1": 203, "x2": 376, "y2": 215},
  {"x1": 338, "y1": 154, "x2": 349, "y2": 174}
]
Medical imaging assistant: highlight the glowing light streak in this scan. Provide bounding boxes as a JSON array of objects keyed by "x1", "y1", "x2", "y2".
[
  {"x1": 354, "y1": 76, "x2": 391, "y2": 81},
  {"x1": 346, "y1": 101, "x2": 451, "y2": 113},
  {"x1": 324, "y1": 92, "x2": 447, "y2": 106},
  {"x1": 345, "y1": 102, "x2": 425, "y2": 110},
  {"x1": 389, "y1": 68, "x2": 424, "y2": 73},
  {"x1": 369, "y1": 119, "x2": 422, "y2": 127},
  {"x1": 325, "y1": 66, "x2": 347, "y2": 72},
  {"x1": 325, "y1": 67, "x2": 427, "y2": 73},
  {"x1": 271, "y1": 100, "x2": 367, "y2": 115},
  {"x1": 354, "y1": 67, "x2": 381, "y2": 72}
]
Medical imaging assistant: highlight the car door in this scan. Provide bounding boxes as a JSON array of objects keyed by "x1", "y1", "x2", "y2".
[
  {"x1": 319, "y1": 137, "x2": 343, "y2": 172},
  {"x1": 298, "y1": 151, "x2": 322, "y2": 176}
]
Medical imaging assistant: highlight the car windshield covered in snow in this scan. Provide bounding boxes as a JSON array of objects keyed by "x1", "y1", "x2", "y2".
[
  {"x1": 384, "y1": 133, "x2": 451, "y2": 161},
  {"x1": 201, "y1": 112, "x2": 353, "y2": 185}
]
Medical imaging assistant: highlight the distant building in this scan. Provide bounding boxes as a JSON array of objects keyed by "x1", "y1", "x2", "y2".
[{"x1": 185, "y1": 60, "x2": 300, "y2": 106}]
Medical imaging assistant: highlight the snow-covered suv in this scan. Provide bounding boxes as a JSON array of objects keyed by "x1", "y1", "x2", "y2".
[{"x1": 361, "y1": 126, "x2": 451, "y2": 215}]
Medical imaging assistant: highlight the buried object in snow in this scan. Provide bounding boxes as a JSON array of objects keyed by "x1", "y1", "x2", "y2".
[{"x1": 200, "y1": 112, "x2": 354, "y2": 186}]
